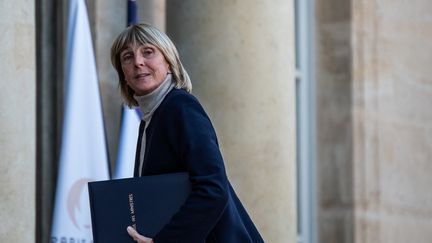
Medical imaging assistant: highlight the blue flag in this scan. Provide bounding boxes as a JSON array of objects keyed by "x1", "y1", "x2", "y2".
[{"x1": 127, "y1": 0, "x2": 138, "y2": 26}]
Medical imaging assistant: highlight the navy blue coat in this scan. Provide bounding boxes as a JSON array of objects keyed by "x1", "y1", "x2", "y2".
[{"x1": 134, "y1": 88, "x2": 264, "y2": 243}]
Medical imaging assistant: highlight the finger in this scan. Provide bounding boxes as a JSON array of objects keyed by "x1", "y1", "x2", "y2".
[
  {"x1": 127, "y1": 226, "x2": 139, "y2": 240},
  {"x1": 127, "y1": 226, "x2": 149, "y2": 242}
]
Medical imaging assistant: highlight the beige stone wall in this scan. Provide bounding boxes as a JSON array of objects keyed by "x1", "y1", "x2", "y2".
[
  {"x1": 90, "y1": 0, "x2": 166, "y2": 171},
  {"x1": 315, "y1": 0, "x2": 354, "y2": 242},
  {"x1": 352, "y1": 0, "x2": 432, "y2": 242},
  {"x1": 137, "y1": 0, "x2": 166, "y2": 30},
  {"x1": 90, "y1": 1, "x2": 296, "y2": 241},
  {"x1": 0, "y1": 0, "x2": 36, "y2": 242},
  {"x1": 90, "y1": 0, "x2": 126, "y2": 170},
  {"x1": 167, "y1": 1, "x2": 296, "y2": 242}
]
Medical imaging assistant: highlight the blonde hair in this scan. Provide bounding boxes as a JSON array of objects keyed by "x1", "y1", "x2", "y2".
[{"x1": 111, "y1": 23, "x2": 192, "y2": 107}]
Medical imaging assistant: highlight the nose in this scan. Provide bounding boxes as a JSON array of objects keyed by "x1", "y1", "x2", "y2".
[{"x1": 133, "y1": 52, "x2": 145, "y2": 67}]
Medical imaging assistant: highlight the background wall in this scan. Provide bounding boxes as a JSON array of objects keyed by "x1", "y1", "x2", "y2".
[
  {"x1": 88, "y1": 0, "x2": 126, "y2": 171},
  {"x1": 5, "y1": 0, "x2": 431, "y2": 242},
  {"x1": 0, "y1": 0, "x2": 36, "y2": 242},
  {"x1": 352, "y1": 0, "x2": 432, "y2": 242},
  {"x1": 89, "y1": 0, "x2": 166, "y2": 174},
  {"x1": 314, "y1": 0, "x2": 432, "y2": 242},
  {"x1": 315, "y1": 0, "x2": 432, "y2": 242},
  {"x1": 166, "y1": 1, "x2": 297, "y2": 242},
  {"x1": 89, "y1": 1, "x2": 297, "y2": 242},
  {"x1": 315, "y1": 0, "x2": 354, "y2": 242}
]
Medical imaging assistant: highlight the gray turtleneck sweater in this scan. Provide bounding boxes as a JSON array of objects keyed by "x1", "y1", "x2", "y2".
[{"x1": 133, "y1": 74, "x2": 174, "y2": 176}]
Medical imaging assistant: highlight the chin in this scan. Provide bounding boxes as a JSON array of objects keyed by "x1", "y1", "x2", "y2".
[{"x1": 136, "y1": 86, "x2": 157, "y2": 96}]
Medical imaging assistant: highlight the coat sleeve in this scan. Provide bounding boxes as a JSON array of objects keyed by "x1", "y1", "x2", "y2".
[{"x1": 152, "y1": 93, "x2": 229, "y2": 243}]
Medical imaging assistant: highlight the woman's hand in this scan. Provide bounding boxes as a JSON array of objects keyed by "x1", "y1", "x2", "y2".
[{"x1": 127, "y1": 226, "x2": 154, "y2": 243}]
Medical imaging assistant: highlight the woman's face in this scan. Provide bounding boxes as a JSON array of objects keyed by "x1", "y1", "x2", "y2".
[{"x1": 120, "y1": 43, "x2": 170, "y2": 96}]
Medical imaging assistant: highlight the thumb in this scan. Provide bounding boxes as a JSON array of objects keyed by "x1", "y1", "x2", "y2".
[{"x1": 127, "y1": 226, "x2": 138, "y2": 239}]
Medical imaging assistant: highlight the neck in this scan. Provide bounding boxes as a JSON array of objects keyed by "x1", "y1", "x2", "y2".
[{"x1": 134, "y1": 74, "x2": 174, "y2": 121}]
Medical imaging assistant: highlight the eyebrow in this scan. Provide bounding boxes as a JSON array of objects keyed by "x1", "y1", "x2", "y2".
[
  {"x1": 142, "y1": 46, "x2": 154, "y2": 50},
  {"x1": 120, "y1": 49, "x2": 133, "y2": 56}
]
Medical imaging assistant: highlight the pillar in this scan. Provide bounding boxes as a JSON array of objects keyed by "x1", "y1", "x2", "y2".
[
  {"x1": 91, "y1": 0, "x2": 166, "y2": 171},
  {"x1": 167, "y1": 1, "x2": 296, "y2": 242},
  {"x1": 352, "y1": 0, "x2": 432, "y2": 242},
  {"x1": 0, "y1": 0, "x2": 36, "y2": 242},
  {"x1": 137, "y1": 0, "x2": 166, "y2": 30},
  {"x1": 315, "y1": 0, "x2": 354, "y2": 242},
  {"x1": 90, "y1": 0, "x2": 126, "y2": 171}
]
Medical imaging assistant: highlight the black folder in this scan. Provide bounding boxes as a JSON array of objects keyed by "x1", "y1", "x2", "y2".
[{"x1": 88, "y1": 172, "x2": 191, "y2": 243}]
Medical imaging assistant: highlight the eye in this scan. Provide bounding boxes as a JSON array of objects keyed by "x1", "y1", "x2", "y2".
[
  {"x1": 142, "y1": 48, "x2": 155, "y2": 58},
  {"x1": 121, "y1": 52, "x2": 133, "y2": 63}
]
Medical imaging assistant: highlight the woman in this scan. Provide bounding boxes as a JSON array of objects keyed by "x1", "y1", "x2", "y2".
[{"x1": 111, "y1": 23, "x2": 264, "y2": 243}]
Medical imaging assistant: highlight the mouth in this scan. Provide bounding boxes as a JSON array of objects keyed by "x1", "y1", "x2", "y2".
[{"x1": 135, "y1": 73, "x2": 150, "y2": 79}]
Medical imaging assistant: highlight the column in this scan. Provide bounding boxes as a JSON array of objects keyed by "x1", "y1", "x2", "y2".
[
  {"x1": 314, "y1": 0, "x2": 354, "y2": 242},
  {"x1": 91, "y1": 0, "x2": 127, "y2": 170},
  {"x1": 91, "y1": 0, "x2": 166, "y2": 171},
  {"x1": 137, "y1": 0, "x2": 166, "y2": 30},
  {"x1": 167, "y1": 1, "x2": 296, "y2": 242},
  {"x1": 0, "y1": 0, "x2": 36, "y2": 242},
  {"x1": 352, "y1": 0, "x2": 432, "y2": 242}
]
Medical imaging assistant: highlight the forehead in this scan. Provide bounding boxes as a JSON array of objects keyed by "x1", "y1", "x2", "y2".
[{"x1": 120, "y1": 43, "x2": 158, "y2": 53}]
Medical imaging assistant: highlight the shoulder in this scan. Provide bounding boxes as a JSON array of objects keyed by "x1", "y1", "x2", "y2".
[
  {"x1": 157, "y1": 88, "x2": 212, "y2": 124},
  {"x1": 162, "y1": 88, "x2": 204, "y2": 113},
  {"x1": 164, "y1": 88, "x2": 200, "y2": 106}
]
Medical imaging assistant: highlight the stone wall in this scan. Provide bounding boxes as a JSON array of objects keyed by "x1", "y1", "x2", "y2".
[
  {"x1": 0, "y1": 0, "x2": 36, "y2": 242},
  {"x1": 89, "y1": 0, "x2": 166, "y2": 173},
  {"x1": 89, "y1": 2, "x2": 297, "y2": 241},
  {"x1": 167, "y1": 1, "x2": 297, "y2": 242},
  {"x1": 352, "y1": 0, "x2": 432, "y2": 242},
  {"x1": 88, "y1": 0, "x2": 126, "y2": 171},
  {"x1": 315, "y1": 0, "x2": 354, "y2": 242}
]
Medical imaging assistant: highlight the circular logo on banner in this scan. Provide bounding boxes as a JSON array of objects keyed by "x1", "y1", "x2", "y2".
[{"x1": 67, "y1": 178, "x2": 92, "y2": 230}]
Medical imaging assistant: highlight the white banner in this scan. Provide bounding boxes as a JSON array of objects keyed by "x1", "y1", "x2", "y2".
[
  {"x1": 114, "y1": 106, "x2": 141, "y2": 179},
  {"x1": 51, "y1": 0, "x2": 110, "y2": 242}
]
